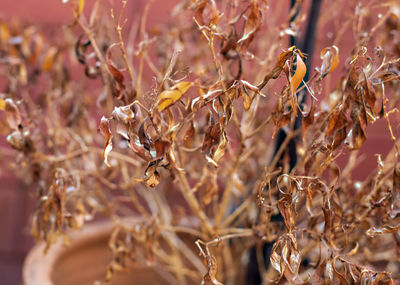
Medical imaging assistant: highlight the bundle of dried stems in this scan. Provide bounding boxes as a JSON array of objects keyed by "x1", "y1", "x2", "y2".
[{"x1": 1, "y1": 0, "x2": 400, "y2": 284}]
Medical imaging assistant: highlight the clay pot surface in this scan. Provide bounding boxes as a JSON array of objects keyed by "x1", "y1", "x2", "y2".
[{"x1": 23, "y1": 219, "x2": 190, "y2": 285}]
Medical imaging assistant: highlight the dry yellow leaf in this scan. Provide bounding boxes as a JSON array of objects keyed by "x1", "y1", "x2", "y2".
[
  {"x1": 41, "y1": 47, "x2": 58, "y2": 72},
  {"x1": 0, "y1": 22, "x2": 10, "y2": 46},
  {"x1": 0, "y1": 99, "x2": 5, "y2": 111},
  {"x1": 77, "y1": 0, "x2": 85, "y2": 17},
  {"x1": 156, "y1": 81, "x2": 191, "y2": 112}
]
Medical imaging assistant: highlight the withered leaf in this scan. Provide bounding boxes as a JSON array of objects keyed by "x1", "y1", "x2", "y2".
[
  {"x1": 156, "y1": 81, "x2": 191, "y2": 112},
  {"x1": 326, "y1": 108, "x2": 346, "y2": 137},
  {"x1": 202, "y1": 255, "x2": 223, "y2": 285},
  {"x1": 290, "y1": 54, "x2": 307, "y2": 96},
  {"x1": 194, "y1": 0, "x2": 219, "y2": 27},
  {"x1": 320, "y1": 45, "x2": 339, "y2": 76},
  {"x1": 290, "y1": 54, "x2": 307, "y2": 115},
  {"x1": 302, "y1": 100, "x2": 315, "y2": 140},
  {"x1": 314, "y1": 259, "x2": 328, "y2": 285},
  {"x1": 367, "y1": 223, "x2": 400, "y2": 238},
  {"x1": 5, "y1": 99, "x2": 21, "y2": 130},
  {"x1": 241, "y1": 88, "x2": 252, "y2": 111},
  {"x1": 138, "y1": 121, "x2": 152, "y2": 151},
  {"x1": 106, "y1": 43, "x2": 126, "y2": 99},
  {"x1": 345, "y1": 121, "x2": 366, "y2": 150},
  {"x1": 345, "y1": 102, "x2": 367, "y2": 150},
  {"x1": 146, "y1": 171, "x2": 160, "y2": 188},
  {"x1": 41, "y1": 46, "x2": 58, "y2": 72},
  {"x1": 391, "y1": 166, "x2": 400, "y2": 217},
  {"x1": 7, "y1": 130, "x2": 25, "y2": 151},
  {"x1": 75, "y1": 0, "x2": 85, "y2": 19},
  {"x1": 202, "y1": 112, "x2": 222, "y2": 156},
  {"x1": 142, "y1": 159, "x2": 162, "y2": 188},
  {"x1": 183, "y1": 120, "x2": 195, "y2": 147},
  {"x1": 258, "y1": 46, "x2": 295, "y2": 90},
  {"x1": 0, "y1": 22, "x2": 10, "y2": 46},
  {"x1": 153, "y1": 139, "x2": 171, "y2": 159},
  {"x1": 362, "y1": 71, "x2": 376, "y2": 111},
  {"x1": 213, "y1": 131, "x2": 227, "y2": 164},
  {"x1": 0, "y1": 98, "x2": 5, "y2": 110},
  {"x1": 112, "y1": 105, "x2": 135, "y2": 124},
  {"x1": 99, "y1": 116, "x2": 113, "y2": 167},
  {"x1": 237, "y1": 1, "x2": 262, "y2": 50}
]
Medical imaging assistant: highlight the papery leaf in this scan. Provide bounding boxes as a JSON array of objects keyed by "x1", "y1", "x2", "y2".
[
  {"x1": 367, "y1": 223, "x2": 400, "y2": 238},
  {"x1": 305, "y1": 185, "x2": 314, "y2": 216},
  {"x1": 241, "y1": 89, "x2": 252, "y2": 111},
  {"x1": 258, "y1": 46, "x2": 295, "y2": 90},
  {"x1": 106, "y1": 43, "x2": 126, "y2": 99},
  {"x1": 345, "y1": 122, "x2": 366, "y2": 150},
  {"x1": 7, "y1": 130, "x2": 25, "y2": 151},
  {"x1": 320, "y1": 45, "x2": 339, "y2": 76},
  {"x1": 202, "y1": 256, "x2": 223, "y2": 285},
  {"x1": 272, "y1": 113, "x2": 291, "y2": 138},
  {"x1": 278, "y1": 197, "x2": 295, "y2": 231},
  {"x1": 314, "y1": 259, "x2": 328, "y2": 285},
  {"x1": 237, "y1": 1, "x2": 262, "y2": 49},
  {"x1": 153, "y1": 139, "x2": 171, "y2": 159},
  {"x1": 156, "y1": 81, "x2": 191, "y2": 112},
  {"x1": 183, "y1": 120, "x2": 195, "y2": 147},
  {"x1": 326, "y1": 108, "x2": 346, "y2": 137},
  {"x1": 138, "y1": 121, "x2": 152, "y2": 151},
  {"x1": 5, "y1": 99, "x2": 21, "y2": 130},
  {"x1": 331, "y1": 257, "x2": 348, "y2": 285},
  {"x1": 194, "y1": 0, "x2": 219, "y2": 27},
  {"x1": 213, "y1": 131, "x2": 227, "y2": 165},
  {"x1": 371, "y1": 274, "x2": 394, "y2": 285},
  {"x1": 270, "y1": 249, "x2": 283, "y2": 275},
  {"x1": 128, "y1": 137, "x2": 151, "y2": 161},
  {"x1": 302, "y1": 100, "x2": 315, "y2": 140},
  {"x1": 146, "y1": 171, "x2": 160, "y2": 188},
  {"x1": 202, "y1": 112, "x2": 223, "y2": 159},
  {"x1": 345, "y1": 103, "x2": 367, "y2": 150},
  {"x1": 362, "y1": 71, "x2": 376, "y2": 111},
  {"x1": 391, "y1": 165, "x2": 400, "y2": 217},
  {"x1": 141, "y1": 159, "x2": 162, "y2": 188},
  {"x1": 112, "y1": 105, "x2": 135, "y2": 124},
  {"x1": 99, "y1": 117, "x2": 113, "y2": 167}
]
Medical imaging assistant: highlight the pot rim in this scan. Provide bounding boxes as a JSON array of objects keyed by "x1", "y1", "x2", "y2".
[
  {"x1": 23, "y1": 216, "x2": 202, "y2": 285},
  {"x1": 23, "y1": 219, "x2": 118, "y2": 285}
]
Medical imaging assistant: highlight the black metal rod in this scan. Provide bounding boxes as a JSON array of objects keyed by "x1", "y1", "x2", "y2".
[{"x1": 244, "y1": 0, "x2": 323, "y2": 284}]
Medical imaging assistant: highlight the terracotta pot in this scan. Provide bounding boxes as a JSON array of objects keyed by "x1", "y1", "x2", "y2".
[{"x1": 23, "y1": 219, "x2": 200, "y2": 285}]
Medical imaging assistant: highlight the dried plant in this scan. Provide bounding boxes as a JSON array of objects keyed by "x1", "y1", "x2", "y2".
[{"x1": 1, "y1": 0, "x2": 400, "y2": 284}]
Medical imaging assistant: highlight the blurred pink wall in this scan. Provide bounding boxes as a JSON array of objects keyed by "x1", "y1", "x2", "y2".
[{"x1": 0, "y1": 1, "x2": 398, "y2": 284}]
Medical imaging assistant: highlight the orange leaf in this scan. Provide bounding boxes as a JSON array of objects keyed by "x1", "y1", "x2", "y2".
[{"x1": 290, "y1": 54, "x2": 306, "y2": 96}]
